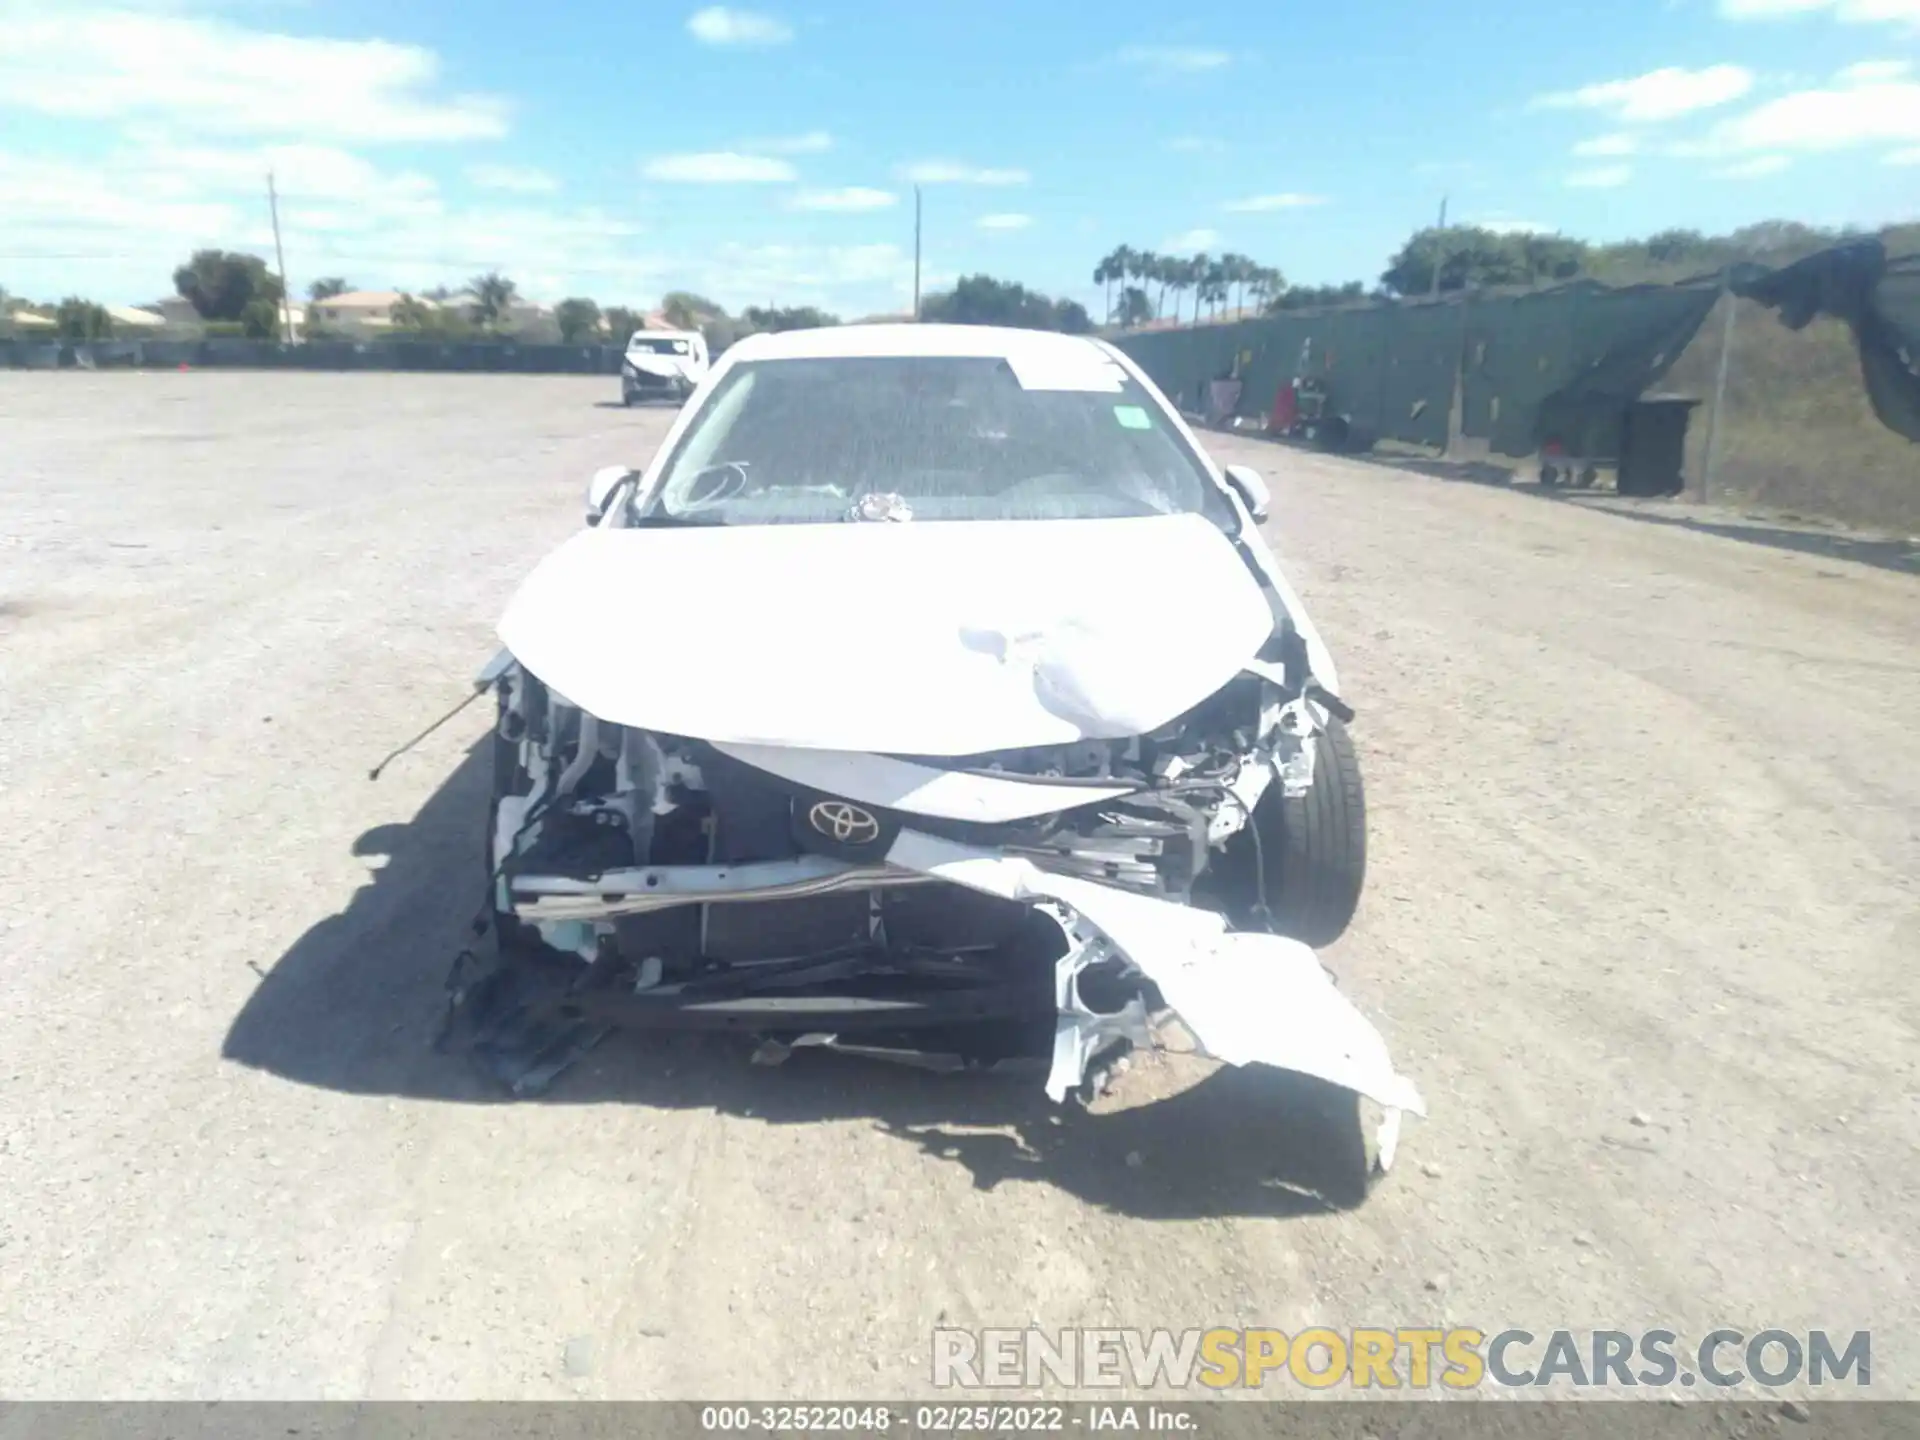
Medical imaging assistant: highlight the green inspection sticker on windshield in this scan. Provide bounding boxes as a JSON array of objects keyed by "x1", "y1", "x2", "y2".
[{"x1": 1113, "y1": 404, "x2": 1154, "y2": 430}]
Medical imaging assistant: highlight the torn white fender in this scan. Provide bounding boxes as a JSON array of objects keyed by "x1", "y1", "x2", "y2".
[{"x1": 885, "y1": 830, "x2": 1426, "y2": 1161}]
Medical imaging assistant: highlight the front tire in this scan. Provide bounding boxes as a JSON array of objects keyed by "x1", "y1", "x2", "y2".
[{"x1": 1255, "y1": 717, "x2": 1368, "y2": 947}]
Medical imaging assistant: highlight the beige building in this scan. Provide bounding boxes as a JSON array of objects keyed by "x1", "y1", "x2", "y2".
[
  {"x1": 105, "y1": 305, "x2": 166, "y2": 331},
  {"x1": 308, "y1": 290, "x2": 416, "y2": 332}
]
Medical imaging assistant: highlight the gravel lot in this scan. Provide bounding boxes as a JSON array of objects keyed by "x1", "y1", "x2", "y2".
[{"x1": 2, "y1": 372, "x2": 1916, "y2": 1401}]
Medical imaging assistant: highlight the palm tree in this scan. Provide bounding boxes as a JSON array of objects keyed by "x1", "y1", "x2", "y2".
[
  {"x1": 1112, "y1": 245, "x2": 1140, "y2": 323},
  {"x1": 307, "y1": 276, "x2": 349, "y2": 302},
  {"x1": 1092, "y1": 250, "x2": 1118, "y2": 325},
  {"x1": 1226, "y1": 254, "x2": 1256, "y2": 317},
  {"x1": 1142, "y1": 253, "x2": 1170, "y2": 321},
  {"x1": 1186, "y1": 253, "x2": 1215, "y2": 324},
  {"x1": 1203, "y1": 255, "x2": 1230, "y2": 321},
  {"x1": 467, "y1": 271, "x2": 519, "y2": 330}
]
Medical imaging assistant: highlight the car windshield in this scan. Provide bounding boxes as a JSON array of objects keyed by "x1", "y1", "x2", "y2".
[
  {"x1": 630, "y1": 337, "x2": 692, "y2": 355},
  {"x1": 635, "y1": 354, "x2": 1236, "y2": 527}
]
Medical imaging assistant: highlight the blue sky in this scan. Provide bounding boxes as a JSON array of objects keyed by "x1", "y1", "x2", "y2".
[{"x1": 1, "y1": 0, "x2": 1917, "y2": 313}]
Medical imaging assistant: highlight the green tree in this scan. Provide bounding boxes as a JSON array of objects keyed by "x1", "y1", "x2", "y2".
[
  {"x1": 739, "y1": 305, "x2": 840, "y2": 333},
  {"x1": 554, "y1": 296, "x2": 603, "y2": 343},
  {"x1": 919, "y1": 274, "x2": 1087, "y2": 331},
  {"x1": 603, "y1": 306, "x2": 644, "y2": 343},
  {"x1": 1249, "y1": 265, "x2": 1285, "y2": 312},
  {"x1": 1052, "y1": 298, "x2": 1093, "y2": 335},
  {"x1": 173, "y1": 249, "x2": 283, "y2": 322},
  {"x1": 307, "y1": 276, "x2": 349, "y2": 301},
  {"x1": 661, "y1": 291, "x2": 725, "y2": 330},
  {"x1": 239, "y1": 297, "x2": 281, "y2": 339},
  {"x1": 1380, "y1": 225, "x2": 1592, "y2": 296},
  {"x1": 388, "y1": 294, "x2": 475, "y2": 339},
  {"x1": 1116, "y1": 285, "x2": 1154, "y2": 329},
  {"x1": 55, "y1": 297, "x2": 112, "y2": 340},
  {"x1": 1271, "y1": 280, "x2": 1367, "y2": 311},
  {"x1": 466, "y1": 271, "x2": 519, "y2": 329}
]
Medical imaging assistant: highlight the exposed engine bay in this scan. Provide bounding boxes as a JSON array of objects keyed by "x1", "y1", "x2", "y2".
[
  {"x1": 456, "y1": 647, "x2": 1421, "y2": 1166},
  {"x1": 488, "y1": 656, "x2": 1306, "y2": 952}
]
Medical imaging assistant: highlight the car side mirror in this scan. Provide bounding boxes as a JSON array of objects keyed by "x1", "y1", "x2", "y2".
[
  {"x1": 586, "y1": 465, "x2": 635, "y2": 525},
  {"x1": 1222, "y1": 463, "x2": 1270, "y2": 523}
]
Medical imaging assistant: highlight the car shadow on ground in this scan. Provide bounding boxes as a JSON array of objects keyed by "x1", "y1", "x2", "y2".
[
  {"x1": 222, "y1": 738, "x2": 1377, "y2": 1220},
  {"x1": 1368, "y1": 453, "x2": 1519, "y2": 488},
  {"x1": 1530, "y1": 489, "x2": 1920, "y2": 576},
  {"x1": 1248, "y1": 430, "x2": 1919, "y2": 576}
]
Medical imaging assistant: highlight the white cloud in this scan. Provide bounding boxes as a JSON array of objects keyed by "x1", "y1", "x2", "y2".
[
  {"x1": 642, "y1": 151, "x2": 797, "y2": 182},
  {"x1": 748, "y1": 129, "x2": 832, "y2": 154},
  {"x1": 1713, "y1": 153, "x2": 1793, "y2": 176},
  {"x1": 1114, "y1": 44, "x2": 1232, "y2": 72},
  {"x1": 1700, "y1": 75, "x2": 1920, "y2": 151},
  {"x1": 466, "y1": 163, "x2": 558, "y2": 194},
  {"x1": 1221, "y1": 192, "x2": 1326, "y2": 211},
  {"x1": 1720, "y1": 0, "x2": 1920, "y2": 23},
  {"x1": 0, "y1": 6, "x2": 507, "y2": 142},
  {"x1": 1565, "y1": 163, "x2": 1634, "y2": 187},
  {"x1": 976, "y1": 212, "x2": 1031, "y2": 230},
  {"x1": 1838, "y1": 59, "x2": 1913, "y2": 81},
  {"x1": 690, "y1": 241, "x2": 916, "y2": 308},
  {"x1": 1573, "y1": 132, "x2": 1640, "y2": 156},
  {"x1": 1160, "y1": 227, "x2": 1219, "y2": 251},
  {"x1": 129, "y1": 134, "x2": 442, "y2": 216},
  {"x1": 0, "y1": 137, "x2": 669, "y2": 307},
  {"x1": 792, "y1": 186, "x2": 897, "y2": 211},
  {"x1": 899, "y1": 160, "x2": 1030, "y2": 185},
  {"x1": 1888, "y1": 145, "x2": 1920, "y2": 162},
  {"x1": 686, "y1": 6, "x2": 793, "y2": 45},
  {"x1": 1532, "y1": 65, "x2": 1754, "y2": 122}
]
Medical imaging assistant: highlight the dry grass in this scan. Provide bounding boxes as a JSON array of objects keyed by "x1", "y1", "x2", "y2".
[{"x1": 1663, "y1": 296, "x2": 1920, "y2": 535}]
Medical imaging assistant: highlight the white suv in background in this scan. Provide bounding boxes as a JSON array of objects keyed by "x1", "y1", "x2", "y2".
[{"x1": 621, "y1": 328, "x2": 709, "y2": 405}]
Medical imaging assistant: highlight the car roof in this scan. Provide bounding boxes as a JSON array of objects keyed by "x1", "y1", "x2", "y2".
[{"x1": 727, "y1": 323, "x2": 1114, "y2": 366}]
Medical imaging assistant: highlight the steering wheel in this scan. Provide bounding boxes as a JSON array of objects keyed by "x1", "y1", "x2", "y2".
[{"x1": 677, "y1": 460, "x2": 752, "y2": 512}]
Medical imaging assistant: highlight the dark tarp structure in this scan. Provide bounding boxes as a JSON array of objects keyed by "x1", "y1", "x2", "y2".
[
  {"x1": 1732, "y1": 239, "x2": 1920, "y2": 444},
  {"x1": 1114, "y1": 280, "x2": 1721, "y2": 459}
]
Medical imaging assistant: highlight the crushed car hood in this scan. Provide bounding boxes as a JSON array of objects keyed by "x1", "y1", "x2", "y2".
[
  {"x1": 498, "y1": 513, "x2": 1275, "y2": 755},
  {"x1": 627, "y1": 353, "x2": 696, "y2": 379}
]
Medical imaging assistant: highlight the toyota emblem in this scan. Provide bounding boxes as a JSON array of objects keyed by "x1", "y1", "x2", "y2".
[{"x1": 808, "y1": 799, "x2": 881, "y2": 845}]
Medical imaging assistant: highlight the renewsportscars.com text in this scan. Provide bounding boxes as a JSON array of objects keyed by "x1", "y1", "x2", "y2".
[{"x1": 931, "y1": 1327, "x2": 1872, "y2": 1391}]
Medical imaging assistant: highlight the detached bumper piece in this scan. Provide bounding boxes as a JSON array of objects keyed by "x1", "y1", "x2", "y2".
[{"x1": 453, "y1": 827, "x2": 1425, "y2": 1168}]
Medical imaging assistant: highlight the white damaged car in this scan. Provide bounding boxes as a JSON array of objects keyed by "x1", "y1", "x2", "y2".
[
  {"x1": 621, "y1": 327, "x2": 709, "y2": 406},
  {"x1": 464, "y1": 323, "x2": 1423, "y2": 1156}
]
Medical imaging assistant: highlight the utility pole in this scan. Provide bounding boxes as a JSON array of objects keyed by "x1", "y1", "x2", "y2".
[
  {"x1": 912, "y1": 185, "x2": 923, "y2": 322},
  {"x1": 1428, "y1": 195, "x2": 1448, "y2": 299},
  {"x1": 266, "y1": 171, "x2": 292, "y2": 344}
]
